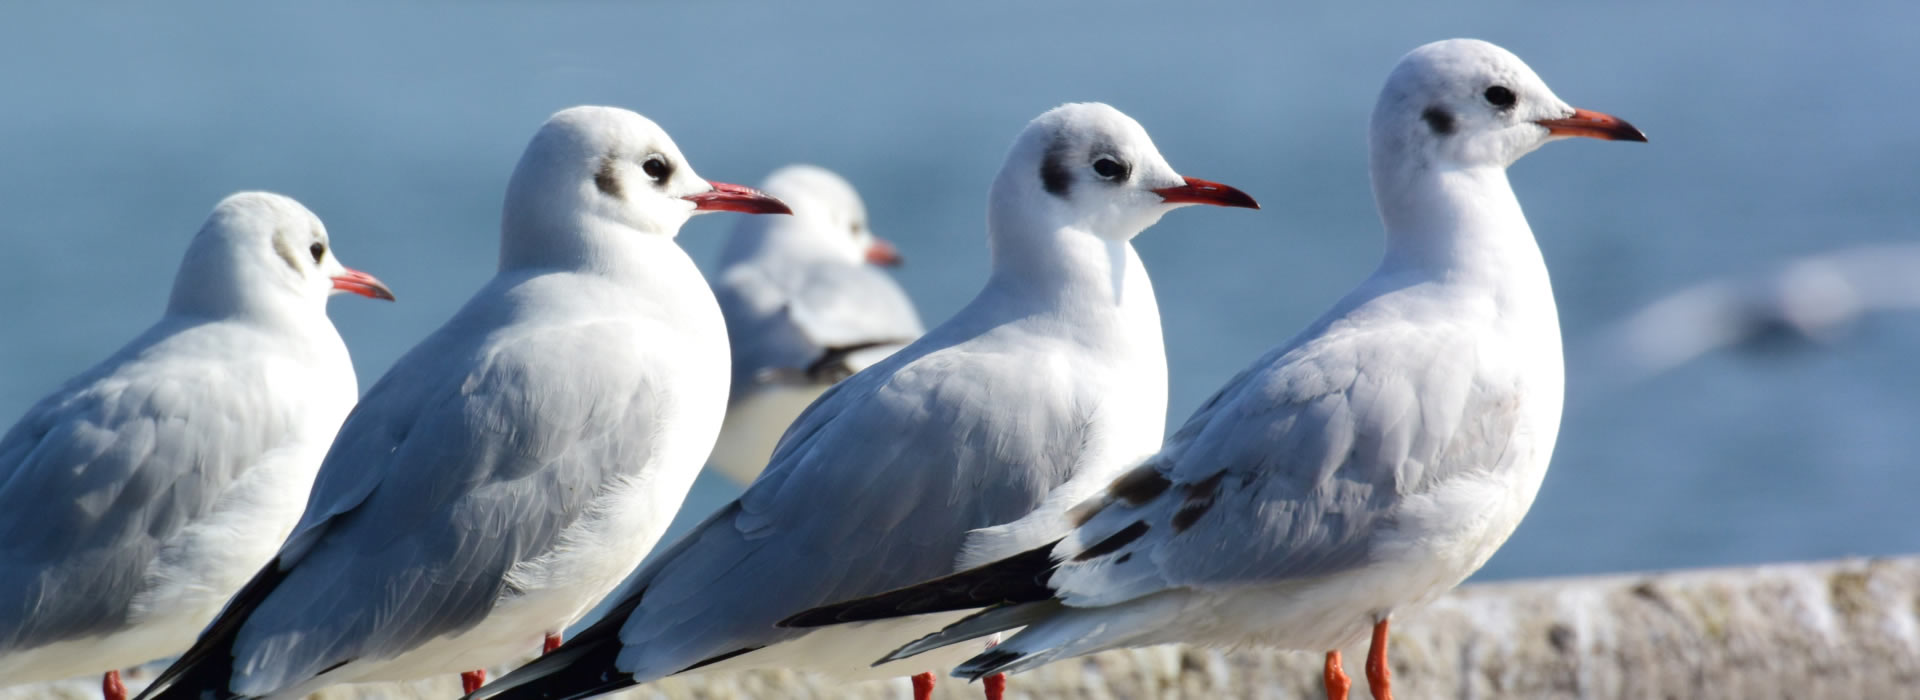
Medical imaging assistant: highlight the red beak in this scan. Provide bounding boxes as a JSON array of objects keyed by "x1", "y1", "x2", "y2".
[
  {"x1": 866, "y1": 238, "x2": 903, "y2": 267},
  {"x1": 330, "y1": 268, "x2": 396, "y2": 301},
  {"x1": 1536, "y1": 108, "x2": 1648, "y2": 142},
  {"x1": 1151, "y1": 177, "x2": 1260, "y2": 209},
  {"x1": 683, "y1": 181, "x2": 793, "y2": 215}
]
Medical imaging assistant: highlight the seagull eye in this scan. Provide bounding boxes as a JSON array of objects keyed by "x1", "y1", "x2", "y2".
[
  {"x1": 1484, "y1": 85, "x2": 1516, "y2": 109},
  {"x1": 1091, "y1": 157, "x2": 1129, "y2": 181},
  {"x1": 642, "y1": 156, "x2": 672, "y2": 183},
  {"x1": 309, "y1": 242, "x2": 325, "y2": 263}
]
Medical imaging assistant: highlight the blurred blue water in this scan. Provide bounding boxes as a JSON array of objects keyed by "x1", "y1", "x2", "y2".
[{"x1": 0, "y1": 1, "x2": 1914, "y2": 584}]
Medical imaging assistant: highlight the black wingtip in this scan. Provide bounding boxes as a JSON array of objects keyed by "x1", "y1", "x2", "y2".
[
  {"x1": 468, "y1": 591, "x2": 645, "y2": 700},
  {"x1": 779, "y1": 539, "x2": 1062, "y2": 628},
  {"x1": 954, "y1": 648, "x2": 1025, "y2": 681}
]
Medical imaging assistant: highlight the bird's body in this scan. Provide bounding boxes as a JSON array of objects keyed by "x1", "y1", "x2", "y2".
[
  {"x1": 709, "y1": 165, "x2": 923, "y2": 484},
  {"x1": 0, "y1": 193, "x2": 391, "y2": 693},
  {"x1": 784, "y1": 40, "x2": 1646, "y2": 699},
  {"x1": 135, "y1": 106, "x2": 790, "y2": 700},
  {"x1": 473, "y1": 102, "x2": 1260, "y2": 700}
]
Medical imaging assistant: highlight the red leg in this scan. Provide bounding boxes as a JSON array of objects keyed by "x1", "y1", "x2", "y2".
[
  {"x1": 1323, "y1": 650, "x2": 1350, "y2": 700},
  {"x1": 983, "y1": 672, "x2": 1007, "y2": 700},
  {"x1": 910, "y1": 671, "x2": 936, "y2": 700},
  {"x1": 461, "y1": 669, "x2": 486, "y2": 694},
  {"x1": 1365, "y1": 618, "x2": 1392, "y2": 700},
  {"x1": 102, "y1": 670, "x2": 128, "y2": 700},
  {"x1": 544, "y1": 632, "x2": 563, "y2": 654}
]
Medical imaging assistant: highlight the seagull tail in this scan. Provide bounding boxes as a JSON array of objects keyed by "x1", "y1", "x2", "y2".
[
  {"x1": 879, "y1": 600, "x2": 1063, "y2": 664},
  {"x1": 778, "y1": 539, "x2": 1062, "y2": 628},
  {"x1": 951, "y1": 594, "x2": 1181, "y2": 681}
]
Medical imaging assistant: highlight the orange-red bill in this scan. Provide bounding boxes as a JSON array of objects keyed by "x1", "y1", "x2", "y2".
[
  {"x1": 1151, "y1": 176, "x2": 1260, "y2": 209},
  {"x1": 331, "y1": 268, "x2": 396, "y2": 301},
  {"x1": 1536, "y1": 108, "x2": 1647, "y2": 142},
  {"x1": 685, "y1": 181, "x2": 793, "y2": 215},
  {"x1": 866, "y1": 238, "x2": 903, "y2": 267}
]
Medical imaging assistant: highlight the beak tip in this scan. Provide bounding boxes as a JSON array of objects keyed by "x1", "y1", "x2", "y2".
[
  {"x1": 687, "y1": 181, "x2": 793, "y2": 216},
  {"x1": 1154, "y1": 176, "x2": 1261, "y2": 210}
]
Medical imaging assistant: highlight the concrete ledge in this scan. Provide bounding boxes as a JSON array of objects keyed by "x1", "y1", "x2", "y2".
[{"x1": 13, "y1": 556, "x2": 1917, "y2": 699}]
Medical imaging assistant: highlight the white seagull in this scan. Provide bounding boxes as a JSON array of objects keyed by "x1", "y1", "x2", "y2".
[
  {"x1": 133, "y1": 106, "x2": 790, "y2": 700},
  {"x1": 470, "y1": 102, "x2": 1258, "y2": 700},
  {"x1": 0, "y1": 192, "x2": 393, "y2": 700},
  {"x1": 783, "y1": 39, "x2": 1647, "y2": 700},
  {"x1": 708, "y1": 164, "x2": 923, "y2": 484}
]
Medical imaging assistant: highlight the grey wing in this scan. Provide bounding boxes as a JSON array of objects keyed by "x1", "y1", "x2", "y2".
[
  {"x1": 715, "y1": 261, "x2": 921, "y2": 393},
  {"x1": 217, "y1": 318, "x2": 666, "y2": 694},
  {"x1": 782, "y1": 261, "x2": 923, "y2": 351},
  {"x1": 608, "y1": 346, "x2": 1082, "y2": 680},
  {"x1": 1043, "y1": 327, "x2": 1510, "y2": 607},
  {"x1": 0, "y1": 337, "x2": 280, "y2": 653}
]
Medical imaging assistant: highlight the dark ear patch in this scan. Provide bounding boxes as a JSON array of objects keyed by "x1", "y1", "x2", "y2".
[
  {"x1": 1039, "y1": 140, "x2": 1072, "y2": 197},
  {"x1": 1421, "y1": 107, "x2": 1454, "y2": 135},
  {"x1": 594, "y1": 156, "x2": 623, "y2": 199},
  {"x1": 270, "y1": 232, "x2": 303, "y2": 272}
]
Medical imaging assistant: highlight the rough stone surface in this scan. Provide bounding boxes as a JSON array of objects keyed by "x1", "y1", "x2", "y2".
[{"x1": 9, "y1": 557, "x2": 1917, "y2": 699}]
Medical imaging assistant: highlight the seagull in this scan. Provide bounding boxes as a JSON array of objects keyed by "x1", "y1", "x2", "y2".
[
  {"x1": 707, "y1": 164, "x2": 923, "y2": 485},
  {"x1": 782, "y1": 39, "x2": 1647, "y2": 700},
  {"x1": 0, "y1": 192, "x2": 393, "y2": 700},
  {"x1": 133, "y1": 106, "x2": 790, "y2": 700},
  {"x1": 1589, "y1": 243, "x2": 1920, "y2": 381},
  {"x1": 469, "y1": 102, "x2": 1259, "y2": 700}
]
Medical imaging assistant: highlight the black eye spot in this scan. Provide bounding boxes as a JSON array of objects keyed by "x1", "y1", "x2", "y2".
[
  {"x1": 1092, "y1": 157, "x2": 1129, "y2": 181},
  {"x1": 642, "y1": 156, "x2": 672, "y2": 183},
  {"x1": 1484, "y1": 85, "x2": 1516, "y2": 109},
  {"x1": 308, "y1": 242, "x2": 325, "y2": 263},
  {"x1": 1421, "y1": 107, "x2": 1455, "y2": 135}
]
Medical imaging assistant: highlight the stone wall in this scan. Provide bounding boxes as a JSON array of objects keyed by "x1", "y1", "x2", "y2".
[{"x1": 13, "y1": 556, "x2": 1917, "y2": 699}]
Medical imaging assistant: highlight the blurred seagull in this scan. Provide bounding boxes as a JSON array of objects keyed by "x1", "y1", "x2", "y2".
[
  {"x1": 0, "y1": 193, "x2": 392, "y2": 700},
  {"x1": 470, "y1": 102, "x2": 1258, "y2": 700},
  {"x1": 1590, "y1": 243, "x2": 1920, "y2": 381},
  {"x1": 134, "y1": 106, "x2": 788, "y2": 700},
  {"x1": 708, "y1": 165, "x2": 923, "y2": 484},
  {"x1": 783, "y1": 39, "x2": 1647, "y2": 700}
]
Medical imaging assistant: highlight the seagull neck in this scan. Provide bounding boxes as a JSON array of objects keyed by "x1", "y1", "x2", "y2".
[
  {"x1": 498, "y1": 217, "x2": 678, "y2": 280},
  {"x1": 987, "y1": 219, "x2": 1142, "y2": 312},
  {"x1": 1375, "y1": 165, "x2": 1542, "y2": 285}
]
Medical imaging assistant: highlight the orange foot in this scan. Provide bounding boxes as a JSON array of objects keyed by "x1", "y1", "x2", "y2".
[
  {"x1": 983, "y1": 672, "x2": 1007, "y2": 700},
  {"x1": 1323, "y1": 650, "x2": 1350, "y2": 700},
  {"x1": 1366, "y1": 618, "x2": 1393, "y2": 700},
  {"x1": 911, "y1": 671, "x2": 936, "y2": 700},
  {"x1": 103, "y1": 670, "x2": 128, "y2": 700},
  {"x1": 461, "y1": 669, "x2": 486, "y2": 694}
]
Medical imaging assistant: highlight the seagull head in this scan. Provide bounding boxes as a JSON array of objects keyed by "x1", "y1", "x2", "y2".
[
  {"x1": 170, "y1": 191, "x2": 393, "y2": 319},
  {"x1": 501, "y1": 106, "x2": 790, "y2": 268},
  {"x1": 1372, "y1": 39, "x2": 1646, "y2": 176},
  {"x1": 747, "y1": 164, "x2": 901, "y2": 267},
  {"x1": 992, "y1": 102, "x2": 1258, "y2": 244}
]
